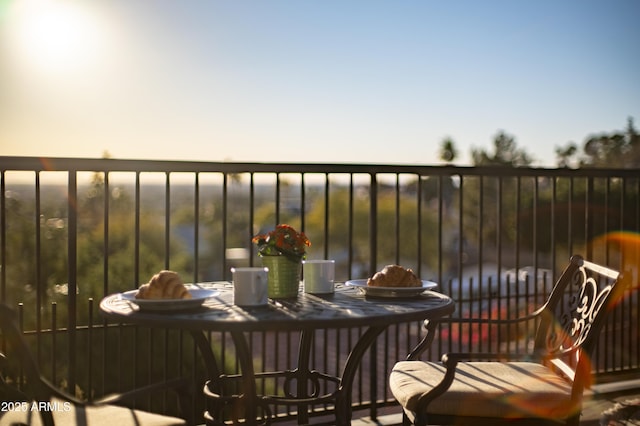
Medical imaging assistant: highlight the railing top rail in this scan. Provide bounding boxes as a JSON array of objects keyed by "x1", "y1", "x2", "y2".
[{"x1": 1, "y1": 155, "x2": 638, "y2": 178}]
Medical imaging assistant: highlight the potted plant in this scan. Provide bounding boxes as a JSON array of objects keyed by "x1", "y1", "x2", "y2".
[{"x1": 252, "y1": 224, "x2": 311, "y2": 298}]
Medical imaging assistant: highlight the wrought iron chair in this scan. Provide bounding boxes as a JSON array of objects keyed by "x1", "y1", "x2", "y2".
[
  {"x1": 0, "y1": 303, "x2": 194, "y2": 426},
  {"x1": 390, "y1": 255, "x2": 631, "y2": 426}
]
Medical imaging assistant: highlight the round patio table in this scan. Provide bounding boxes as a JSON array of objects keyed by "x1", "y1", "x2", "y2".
[{"x1": 100, "y1": 282, "x2": 454, "y2": 425}]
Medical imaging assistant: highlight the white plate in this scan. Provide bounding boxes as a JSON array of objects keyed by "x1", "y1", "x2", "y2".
[
  {"x1": 120, "y1": 287, "x2": 219, "y2": 312},
  {"x1": 345, "y1": 279, "x2": 437, "y2": 298}
]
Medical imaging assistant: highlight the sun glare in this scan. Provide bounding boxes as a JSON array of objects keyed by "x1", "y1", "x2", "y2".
[{"x1": 7, "y1": 0, "x2": 105, "y2": 73}]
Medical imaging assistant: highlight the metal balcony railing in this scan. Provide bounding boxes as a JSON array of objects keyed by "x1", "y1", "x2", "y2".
[{"x1": 1, "y1": 156, "x2": 638, "y2": 423}]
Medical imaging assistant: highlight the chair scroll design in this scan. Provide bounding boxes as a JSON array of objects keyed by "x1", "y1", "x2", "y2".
[
  {"x1": 561, "y1": 266, "x2": 611, "y2": 349},
  {"x1": 390, "y1": 255, "x2": 630, "y2": 426},
  {"x1": 541, "y1": 257, "x2": 619, "y2": 382}
]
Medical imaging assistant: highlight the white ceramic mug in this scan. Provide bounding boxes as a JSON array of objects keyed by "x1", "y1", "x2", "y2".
[
  {"x1": 303, "y1": 260, "x2": 335, "y2": 294},
  {"x1": 231, "y1": 267, "x2": 269, "y2": 306}
]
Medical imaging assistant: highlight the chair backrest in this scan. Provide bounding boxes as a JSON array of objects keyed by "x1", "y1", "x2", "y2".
[
  {"x1": 533, "y1": 255, "x2": 628, "y2": 392},
  {"x1": 0, "y1": 303, "x2": 52, "y2": 402}
]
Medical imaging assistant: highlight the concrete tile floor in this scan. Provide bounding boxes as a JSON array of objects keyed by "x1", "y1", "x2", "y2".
[
  {"x1": 260, "y1": 379, "x2": 640, "y2": 425},
  {"x1": 350, "y1": 379, "x2": 640, "y2": 426}
]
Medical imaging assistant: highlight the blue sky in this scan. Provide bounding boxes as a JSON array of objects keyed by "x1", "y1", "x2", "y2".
[{"x1": 1, "y1": 0, "x2": 639, "y2": 166}]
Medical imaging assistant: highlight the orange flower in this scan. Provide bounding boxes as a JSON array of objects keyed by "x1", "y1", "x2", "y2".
[{"x1": 252, "y1": 224, "x2": 310, "y2": 261}]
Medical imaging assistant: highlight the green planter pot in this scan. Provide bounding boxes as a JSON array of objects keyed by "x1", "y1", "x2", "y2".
[{"x1": 261, "y1": 256, "x2": 301, "y2": 298}]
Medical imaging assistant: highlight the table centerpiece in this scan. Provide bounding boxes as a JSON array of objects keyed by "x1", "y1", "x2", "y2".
[{"x1": 252, "y1": 224, "x2": 311, "y2": 298}]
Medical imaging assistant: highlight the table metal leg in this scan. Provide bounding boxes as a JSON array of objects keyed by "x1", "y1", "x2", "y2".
[
  {"x1": 196, "y1": 325, "x2": 388, "y2": 425},
  {"x1": 335, "y1": 325, "x2": 387, "y2": 425},
  {"x1": 190, "y1": 331, "x2": 221, "y2": 385},
  {"x1": 230, "y1": 330, "x2": 261, "y2": 424},
  {"x1": 195, "y1": 330, "x2": 271, "y2": 425},
  {"x1": 295, "y1": 329, "x2": 313, "y2": 424},
  {"x1": 190, "y1": 331, "x2": 225, "y2": 425}
]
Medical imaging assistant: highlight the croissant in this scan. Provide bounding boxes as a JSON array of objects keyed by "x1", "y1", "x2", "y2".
[
  {"x1": 367, "y1": 265, "x2": 421, "y2": 287},
  {"x1": 135, "y1": 270, "x2": 192, "y2": 300}
]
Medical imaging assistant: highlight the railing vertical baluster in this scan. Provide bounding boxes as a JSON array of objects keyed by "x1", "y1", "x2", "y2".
[
  {"x1": 586, "y1": 176, "x2": 594, "y2": 260},
  {"x1": 619, "y1": 178, "x2": 626, "y2": 270},
  {"x1": 519, "y1": 274, "x2": 528, "y2": 353},
  {"x1": 368, "y1": 173, "x2": 379, "y2": 417},
  {"x1": 602, "y1": 178, "x2": 612, "y2": 373},
  {"x1": 102, "y1": 172, "x2": 109, "y2": 398},
  {"x1": 164, "y1": 171, "x2": 174, "y2": 411},
  {"x1": 395, "y1": 174, "x2": 400, "y2": 265},
  {"x1": 417, "y1": 173, "x2": 422, "y2": 276},
  {"x1": 636, "y1": 178, "x2": 640, "y2": 375},
  {"x1": 338, "y1": 327, "x2": 345, "y2": 392},
  {"x1": 133, "y1": 172, "x2": 141, "y2": 397},
  {"x1": 324, "y1": 173, "x2": 330, "y2": 259},
  {"x1": 250, "y1": 172, "x2": 255, "y2": 265},
  {"x1": 353, "y1": 327, "x2": 360, "y2": 405},
  {"x1": 104, "y1": 171, "x2": 110, "y2": 296},
  {"x1": 568, "y1": 177, "x2": 574, "y2": 264},
  {"x1": 515, "y1": 176, "x2": 521, "y2": 274},
  {"x1": 530, "y1": 176, "x2": 538, "y2": 324},
  {"x1": 436, "y1": 175, "x2": 443, "y2": 285},
  {"x1": 370, "y1": 334, "x2": 379, "y2": 419},
  {"x1": 348, "y1": 174, "x2": 355, "y2": 278},
  {"x1": 222, "y1": 173, "x2": 228, "y2": 277},
  {"x1": 275, "y1": 172, "x2": 281, "y2": 224},
  {"x1": 496, "y1": 176, "x2": 503, "y2": 335},
  {"x1": 300, "y1": 173, "x2": 306, "y2": 235},
  {"x1": 604, "y1": 178, "x2": 611, "y2": 262},
  {"x1": 194, "y1": 172, "x2": 200, "y2": 281},
  {"x1": 383, "y1": 326, "x2": 393, "y2": 402},
  {"x1": 458, "y1": 173, "x2": 466, "y2": 331},
  {"x1": 135, "y1": 171, "x2": 141, "y2": 286},
  {"x1": 460, "y1": 174, "x2": 467, "y2": 281},
  {"x1": 551, "y1": 176, "x2": 557, "y2": 276},
  {"x1": 619, "y1": 178, "x2": 628, "y2": 373},
  {"x1": 272, "y1": 331, "x2": 280, "y2": 413},
  {"x1": 0, "y1": 170, "x2": 5, "y2": 303},
  {"x1": 629, "y1": 178, "x2": 639, "y2": 371},
  {"x1": 369, "y1": 173, "x2": 377, "y2": 277},
  {"x1": 165, "y1": 171, "x2": 171, "y2": 268},
  {"x1": 286, "y1": 330, "x2": 293, "y2": 417},
  {"x1": 459, "y1": 276, "x2": 466, "y2": 351},
  {"x1": 51, "y1": 302, "x2": 57, "y2": 386},
  {"x1": 321, "y1": 328, "x2": 328, "y2": 396},
  {"x1": 0, "y1": 171, "x2": 9, "y2": 368},
  {"x1": 88, "y1": 298, "x2": 94, "y2": 402},
  {"x1": 35, "y1": 172, "x2": 42, "y2": 363},
  {"x1": 117, "y1": 324, "x2": 123, "y2": 391},
  {"x1": 477, "y1": 175, "x2": 483, "y2": 303},
  {"x1": 18, "y1": 303, "x2": 24, "y2": 388},
  {"x1": 67, "y1": 171, "x2": 78, "y2": 393}
]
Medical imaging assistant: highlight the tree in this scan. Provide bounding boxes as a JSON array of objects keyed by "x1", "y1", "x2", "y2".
[
  {"x1": 555, "y1": 116, "x2": 639, "y2": 168},
  {"x1": 471, "y1": 131, "x2": 533, "y2": 167},
  {"x1": 462, "y1": 132, "x2": 534, "y2": 269},
  {"x1": 439, "y1": 137, "x2": 458, "y2": 163},
  {"x1": 555, "y1": 143, "x2": 578, "y2": 168},
  {"x1": 625, "y1": 116, "x2": 640, "y2": 166}
]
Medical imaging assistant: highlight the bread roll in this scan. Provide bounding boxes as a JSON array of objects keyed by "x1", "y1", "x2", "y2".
[
  {"x1": 367, "y1": 265, "x2": 421, "y2": 287},
  {"x1": 135, "y1": 270, "x2": 192, "y2": 300}
]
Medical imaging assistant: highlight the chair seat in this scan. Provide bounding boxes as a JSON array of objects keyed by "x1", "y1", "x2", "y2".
[
  {"x1": 0, "y1": 397, "x2": 186, "y2": 426},
  {"x1": 390, "y1": 360, "x2": 578, "y2": 420}
]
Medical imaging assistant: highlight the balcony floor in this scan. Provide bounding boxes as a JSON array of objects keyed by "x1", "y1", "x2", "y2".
[{"x1": 349, "y1": 379, "x2": 640, "y2": 426}]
